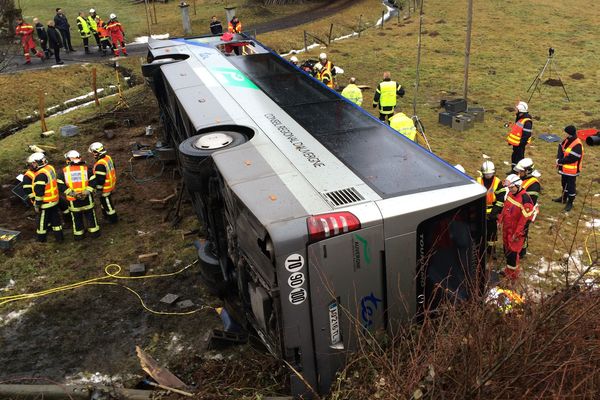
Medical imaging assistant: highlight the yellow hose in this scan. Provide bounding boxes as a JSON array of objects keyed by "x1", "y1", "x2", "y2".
[
  {"x1": 584, "y1": 232, "x2": 600, "y2": 265},
  {"x1": 0, "y1": 261, "x2": 214, "y2": 316}
]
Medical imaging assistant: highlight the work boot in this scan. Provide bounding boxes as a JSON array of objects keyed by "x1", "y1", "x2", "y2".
[
  {"x1": 552, "y1": 194, "x2": 566, "y2": 203},
  {"x1": 519, "y1": 248, "x2": 527, "y2": 258},
  {"x1": 564, "y1": 197, "x2": 574, "y2": 212}
]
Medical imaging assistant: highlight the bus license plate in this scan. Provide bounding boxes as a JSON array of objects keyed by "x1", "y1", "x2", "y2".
[{"x1": 329, "y1": 301, "x2": 341, "y2": 346}]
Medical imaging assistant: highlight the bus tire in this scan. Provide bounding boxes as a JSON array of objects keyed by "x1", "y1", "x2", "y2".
[{"x1": 179, "y1": 131, "x2": 247, "y2": 192}]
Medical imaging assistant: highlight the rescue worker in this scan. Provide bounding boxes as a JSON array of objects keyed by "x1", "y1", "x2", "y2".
[
  {"x1": 15, "y1": 17, "x2": 45, "y2": 64},
  {"x1": 373, "y1": 71, "x2": 405, "y2": 123},
  {"x1": 314, "y1": 53, "x2": 336, "y2": 89},
  {"x1": 341, "y1": 77, "x2": 363, "y2": 106},
  {"x1": 514, "y1": 158, "x2": 541, "y2": 257},
  {"x1": 87, "y1": 9, "x2": 102, "y2": 51},
  {"x1": 106, "y1": 13, "x2": 127, "y2": 57},
  {"x1": 58, "y1": 150, "x2": 100, "y2": 240},
  {"x1": 554, "y1": 125, "x2": 584, "y2": 212},
  {"x1": 54, "y1": 8, "x2": 75, "y2": 53},
  {"x1": 228, "y1": 16, "x2": 242, "y2": 34},
  {"x1": 486, "y1": 286, "x2": 524, "y2": 314},
  {"x1": 22, "y1": 154, "x2": 40, "y2": 205},
  {"x1": 289, "y1": 55, "x2": 299, "y2": 67},
  {"x1": 498, "y1": 174, "x2": 533, "y2": 281},
  {"x1": 506, "y1": 101, "x2": 532, "y2": 173},
  {"x1": 76, "y1": 11, "x2": 92, "y2": 54},
  {"x1": 29, "y1": 153, "x2": 63, "y2": 242},
  {"x1": 89, "y1": 142, "x2": 118, "y2": 223},
  {"x1": 210, "y1": 15, "x2": 223, "y2": 35},
  {"x1": 33, "y1": 18, "x2": 51, "y2": 60},
  {"x1": 476, "y1": 160, "x2": 506, "y2": 258},
  {"x1": 95, "y1": 16, "x2": 111, "y2": 56},
  {"x1": 389, "y1": 112, "x2": 418, "y2": 141}
]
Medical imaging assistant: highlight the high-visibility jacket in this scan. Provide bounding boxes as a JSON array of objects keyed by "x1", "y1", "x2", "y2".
[
  {"x1": 506, "y1": 117, "x2": 532, "y2": 146},
  {"x1": 63, "y1": 164, "x2": 91, "y2": 201},
  {"x1": 76, "y1": 16, "x2": 92, "y2": 38},
  {"x1": 316, "y1": 61, "x2": 334, "y2": 88},
  {"x1": 86, "y1": 15, "x2": 98, "y2": 32},
  {"x1": 492, "y1": 288, "x2": 524, "y2": 313},
  {"x1": 106, "y1": 20, "x2": 125, "y2": 42},
  {"x1": 373, "y1": 80, "x2": 404, "y2": 114},
  {"x1": 476, "y1": 176, "x2": 505, "y2": 215},
  {"x1": 389, "y1": 112, "x2": 417, "y2": 141},
  {"x1": 96, "y1": 20, "x2": 110, "y2": 39},
  {"x1": 341, "y1": 83, "x2": 363, "y2": 106},
  {"x1": 228, "y1": 20, "x2": 242, "y2": 33},
  {"x1": 22, "y1": 169, "x2": 37, "y2": 203},
  {"x1": 93, "y1": 155, "x2": 117, "y2": 194},
  {"x1": 521, "y1": 176, "x2": 541, "y2": 204},
  {"x1": 16, "y1": 22, "x2": 36, "y2": 48},
  {"x1": 34, "y1": 164, "x2": 59, "y2": 207},
  {"x1": 558, "y1": 137, "x2": 584, "y2": 176},
  {"x1": 499, "y1": 189, "x2": 533, "y2": 253}
]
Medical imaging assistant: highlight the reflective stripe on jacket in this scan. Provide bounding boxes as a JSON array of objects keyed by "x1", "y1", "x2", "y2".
[
  {"x1": 228, "y1": 20, "x2": 242, "y2": 33},
  {"x1": 63, "y1": 164, "x2": 91, "y2": 201},
  {"x1": 506, "y1": 117, "x2": 532, "y2": 146},
  {"x1": 86, "y1": 16, "x2": 98, "y2": 31},
  {"x1": 35, "y1": 165, "x2": 59, "y2": 207},
  {"x1": 317, "y1": 61, "x2": 334, "y2": 88},
  {"x1": 379, "y1": 80, "x2": 398, "y2": 108},
  {"x1": 341, "y1": 84, "x2": 363, "y2": 106},
  {"x1": 23, "y1": 169, "x2": 37, "y2": 203},
  {"x1": 559, "y1": 138, "x2": 584, "y2": 176},
  {"x1": 76, "y1": 16, "x2": 91, "y2": 37},
  {"x1": 521, "y1": 176, "x2": 541, "y2": 201},
  {"x1": 94, "y1": 155, "x2": 117, "y2": 194},
  {"x1": 389, "y1": 112, "x2": 417, "y2": 141}
]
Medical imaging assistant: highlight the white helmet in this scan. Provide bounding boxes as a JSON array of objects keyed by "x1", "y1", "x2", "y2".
[
  {"x1": 319, "y1": 52, "x2": 327, "y2": 60},
  {"x1": 514, "y1": 157, "x2": 534, "y2": 173},
  {"x1": 481, "y1": 160, "x2": 495, "y2": 176},
  {"x1": 27, "y1": 152, "x2": 47, "y2": 165},
  {"x1": 88, "y1": 142, "x2": 106, "y2": 155},
  {"x1": 109, "y1": 13, "x2": 116, "y2": 19},
  {"x1": 516, "y1": 101, "x2": 528, "y2": 113},
  {"x1": 89, "y1": 8, "x2": 95, "y2": 13},
  {"x1": 504, "y1": 174, "x2": 522, "y2": 188},
  {"x1": 290, "y1": 56, "x2": 299, "y2": 64},
  {"x1": 454, "y1": 164, "x2": 466, "y2": 173},
  {"x1": 64, "y1": 150, "x2": 81, "y2": 161}
]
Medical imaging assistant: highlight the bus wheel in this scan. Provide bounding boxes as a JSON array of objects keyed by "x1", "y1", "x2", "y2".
[{"x1": 179, "y1": 131, "x2": 247, "y2": 192}]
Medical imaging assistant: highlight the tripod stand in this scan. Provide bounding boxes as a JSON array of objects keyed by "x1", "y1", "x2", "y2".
[{"x1": 527, "y1": 47, "x2": 570, "y2": 103}]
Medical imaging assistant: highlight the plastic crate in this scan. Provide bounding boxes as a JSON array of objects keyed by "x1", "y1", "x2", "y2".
[{"x1": 0, "y1": 228, "x2": 20, "y2": 250}]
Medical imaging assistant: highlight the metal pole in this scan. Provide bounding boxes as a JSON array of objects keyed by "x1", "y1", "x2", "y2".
[
  {"x1": 463, "y1": 0, "x2": 473, "y2": 100},
  {"x1": 180, "y1": 3, "x2": 192, "y2": 36},
  {"x1": 412, "y1": 0, "x2": 424, "y2": 117}
]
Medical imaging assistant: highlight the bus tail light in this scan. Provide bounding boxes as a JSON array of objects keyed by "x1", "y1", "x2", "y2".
[{"x1": 307, "y1": 212, "x2": 361, "y2": 243}]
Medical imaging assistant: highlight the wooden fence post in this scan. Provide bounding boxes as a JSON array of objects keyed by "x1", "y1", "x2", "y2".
[
  {"x1": 92, "y1": 67, "x2": 100, "y2": 107},
  {"x1": 38, "y1": 90, "x2": 48, "y2": 133},
  {"x1": 303, "y1": 30, "x2": 307, "y2": 52},
  {"x1": 381, "y1": 10, "x2": 385, "y2": 29},
  {"x1": 358, "y1": 14, "x2": 362, "y2": 37},
  {"x1": 328, "y1": 23, "x2": 334, "y2": 44}
]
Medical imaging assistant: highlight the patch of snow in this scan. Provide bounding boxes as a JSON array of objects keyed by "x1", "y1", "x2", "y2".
[
  {"x1": 134, "y1": 33, "x2": 170, "y2": 44},
  {"x1": 65, "y1": 372, "x2": 135, "y2": 386},
  {"x1": 585, "y1": 219, "x2": 600, "y2": 228},
  {"x1": 167, "y1": 333, "x2": 184, "y2": 354},
  {"x1": 0, "y1": 305, "x2": 30, "y2": 327},
  {"x1": 0, "y1": 279, "x2": 16, "y2": 292},
  {"x1": 376, "y1": 2, "x2": 398, "y2": 26},
  {"x1": 50, "y1": 94, "x2": 118, "y2": 118}
]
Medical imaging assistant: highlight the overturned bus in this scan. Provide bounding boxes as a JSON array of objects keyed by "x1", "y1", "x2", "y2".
[{"x1": 142, "y1": 34, "x2": 487, "y2": 398}]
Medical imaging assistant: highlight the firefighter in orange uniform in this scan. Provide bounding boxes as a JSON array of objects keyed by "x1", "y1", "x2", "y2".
[
  {"x1": 95, "y1": 16, "x2": 112, "y2": 56},
  {"x1": 15, "y1": 17, "x2": 45, "y2": 64},
  {"x1": 22, "y1": 154, "x2": 40, "y2": 205},
  {"x1": 506, "y1": 101, "x2": 532, "y2": 173},
  {"x1": 314, "y1": 53, "x2": 337, "y2": 89},
  {"x1": 476, "y1": 160, "x2": 506, "y2": 258},
  {"x1": 59, "y1": 150, "x2": 101, "y2": 240},
  {"x1": 514, "y1": 158, "x2": 542, "y2": 257},
  {"x1": 228, "y1": 16, "x2": 242, "y2": 34},
  {"x1": 29, "y1": 153, "x2": 63, "y2": 242},
  {"x1": 498, "y1": 174, "x2": 534, "y2": 280},
  {"x1": 88, "y1": 142, "x2": 118, "y2": 223},
  {"x1": 554, "y1": 125, "x2": 584, "y2": 212},
  {"x1": 106, "y1": 13, "x2": 126, "y2": 56}
]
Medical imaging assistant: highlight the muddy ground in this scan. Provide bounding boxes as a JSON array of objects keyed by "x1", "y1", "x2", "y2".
[{"x1": 0, "y1": 104, "x2": 287, "y2": 397}]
